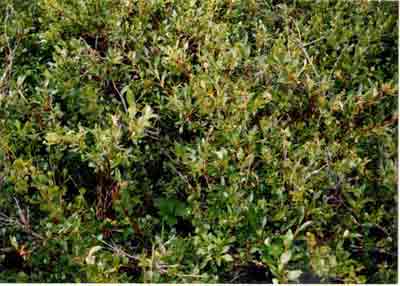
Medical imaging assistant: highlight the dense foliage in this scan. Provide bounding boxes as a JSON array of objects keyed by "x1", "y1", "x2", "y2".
[{"x1": 0, "y1": 0, "x2": 398, "y2": 283}]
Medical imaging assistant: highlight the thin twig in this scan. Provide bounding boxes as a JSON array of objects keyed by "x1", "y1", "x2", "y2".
[
  {"x1": 229, "y1": 272, "x2": 246, "y2": 283},
  {"x1": 112, "y1": 80, "x2": 128, "y2": 113},
  {"x1": 161, "y1": 150, "x2": 195, "y2": 191},
  {"x1": 329, "y1": 43, "x2": 350, "y2": 81},
  {"x1": 176, "y1": 273, "x2": 211, "y2": 279},
  {"x1": 296, "y1": 39, "x2": 319, "y2": 79},
  {"x1": 289, "y1": 18, "x2": 319, "y2": 79},
  {"x1": 303, "y1": 36, "x2": 327, "y2": 47},
  {"x1": 350, "y1": 245, "x2": 395, "y2": 257},
  {"x1": 0, "y1": 210, "x2": 44, "y2": 240},
  {"x1": 94, "y1": 235, "x2": 140, "y2": 260},
  {"x1": 305, "y1": 164, "x2": 327, "y2": 181},
  {"x1": 296, "y1": 58, "x2": 307, "y2": 78},
  {"x1": 0, "y1": 247, "x2": 14, "y2": 253},
  {"x1": 0, "y1": 5, "x2": 18, "y2": 94}
]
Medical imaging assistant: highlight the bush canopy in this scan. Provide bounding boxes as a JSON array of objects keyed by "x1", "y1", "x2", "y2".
[{"x1": 0, "y1": 0, "x2": 398, "y2": 283}]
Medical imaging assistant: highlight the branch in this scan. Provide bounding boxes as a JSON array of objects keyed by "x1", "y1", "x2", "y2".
[
  {"x1": 112, "y1": 80, "x2": 128, "y2": 113},
  {"x1": 94, "y1": 235, "x2": 140, "y2": 260},
  {"x1": 305, "y1": 164, "x2": 327, "y2": 181},
  {"x1": 288, "y1": 18, "x2": 319, "y2": 79},
  {"x1": 0, "y1": 4, "x2": 18, "y2": 94},
  {"x1": 296, "y1": 39, "x2": 319, "y2": 79},
  {"x1": 328, "y1": 43, "x2": 350, "y2": 81}
]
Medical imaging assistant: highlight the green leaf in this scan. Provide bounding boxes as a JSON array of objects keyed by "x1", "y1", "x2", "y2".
[
  {"x1": 287, "y1": 270, "x2": 302, "y2": 281},
  {"x1": 280, "y1": 250, "x2": 292, "y2": 266},
  {"x1": 222, "y1": 254, "x2": 233, "y2": 262}
]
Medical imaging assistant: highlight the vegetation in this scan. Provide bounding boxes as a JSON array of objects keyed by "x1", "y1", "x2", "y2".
[{"x1": 0, "y1": 0, "x2": 397, "y2": 283}]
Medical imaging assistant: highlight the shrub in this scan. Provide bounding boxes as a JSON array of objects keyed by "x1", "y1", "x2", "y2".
[{"x1": 0, "y1": 0, "x2": 397, "y2": 283}]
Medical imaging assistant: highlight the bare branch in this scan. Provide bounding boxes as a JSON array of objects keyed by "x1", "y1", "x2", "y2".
[
  {"x1": 329, "y1": 43, "x2": 351, "y2": 81},
  {"x1": 94, "y1": 235, "x2": 140, "y2": 260},
  {"x1": 305, "y1": 164, "x2": 327, "y2": 181},
  {"x1": 112, "y1": 80, "x2": 128, "y2": 113},
  {"x1": 0, "y1": 198, "x2": 44, "y2": 240},
  {"x1": 0, "y1": 4, "x2": 19, "y2": 95}
]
